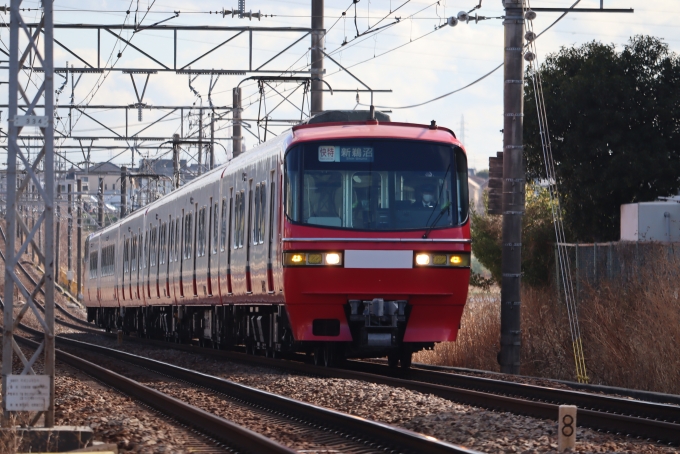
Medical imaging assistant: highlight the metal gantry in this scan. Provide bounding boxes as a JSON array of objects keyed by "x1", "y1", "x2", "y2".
[{"x1": 3, "y1": 0, "x2": 56, "y2": 426}]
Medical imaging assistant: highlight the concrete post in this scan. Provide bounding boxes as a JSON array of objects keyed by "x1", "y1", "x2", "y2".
[
  {"x1": 172, "y1": 134, "x2": 180, "y2": 189},
  {"x1": 76, "y1": 179, "x2": 82, "y2": 301},
  {"x1": 98, "y1": 178, "x2": 104, "y2": 229},
  {"x1": 498, "y1": 0, "x2": 525, "y2": 375},
  {"x1": 120, "y1": 166, "x2": 127, "y2": 218},
  {"x1": 310, "y1": 0, "x2": 324, "y2": 116}
]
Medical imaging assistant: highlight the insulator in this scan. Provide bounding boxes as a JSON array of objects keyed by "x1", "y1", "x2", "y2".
[
  {"x1": 525, "y1": 31, "x2": 537, "y2": 42},
  {"x1": 457, "y1": 11, "x2": 469, "y2": 23},
  {"x1": 524, "y1": 10, "x2": 537, "y2": 20},
  {"x1": 138, "y1": 105, "x2": 143, "y2": 121},
  {"x1": 447, "y1": 16, "x2": 459, "y2": 27},
  {"x1": 524, "y1": 52, "x2": 536, "y2": 62}
]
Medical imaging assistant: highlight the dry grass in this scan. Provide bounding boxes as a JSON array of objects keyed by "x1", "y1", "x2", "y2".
[{"x1": 415, "y1": 245, "x2": 680, "y2": 394}]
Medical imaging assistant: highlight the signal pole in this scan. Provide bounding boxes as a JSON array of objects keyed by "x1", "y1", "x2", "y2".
[
  {"x1": 310, "y1": 0, "x2": 324, "y2": 116},
  {"x1": 499, "y1": 0, "x2": 525, "y2": 375}
]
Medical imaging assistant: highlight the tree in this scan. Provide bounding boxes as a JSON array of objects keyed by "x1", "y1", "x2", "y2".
[
  {"x1": 472, "y1": 184, "x2": 556, "y2": 287},
  {"x1": 524, "y1": 36, "x2": 680, "y2": 242}
]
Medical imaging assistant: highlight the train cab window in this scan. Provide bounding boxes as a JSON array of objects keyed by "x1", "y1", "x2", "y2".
[
  {"x1": 184, "y1": 212, "x2": 193, "y2": 260},
  {"x1": 89, "y1": 250, "x2": 98, "y2": 278},
  {"x1": 220, "y1": 198, "x2": 227, "y2": 252},
  {"x1": 213, "y1": 202, "x2": 219, "y2": 255},
  {"x1": 285, "y1": 140, "x2": 468, "y2": 231},
  {"x1": 123, "y1": 239, "x2": 130, "y2": 273},
  {"x1": 198, "y1": 206, "x2": 206, "y2": 257}
]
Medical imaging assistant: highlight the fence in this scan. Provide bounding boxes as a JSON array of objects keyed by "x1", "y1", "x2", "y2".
[{"x1": 555, "y1": 242, "x2": 680, "y2": 299}]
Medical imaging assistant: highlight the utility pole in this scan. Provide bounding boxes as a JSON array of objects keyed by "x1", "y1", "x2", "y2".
[
  {"x1": 76, "y1": 178, "x2": 83, "y2": 302},
  {"x1": 172, "y1": 133, "x2": 180, "y2": 189},
  {"x1": 56, "y1": 184, "x2": 61, "y2": 282},
  {"x1": 232, "y1": 88, "x2": 243, "y2": 158},
  {"x1": 98, "y1": 178, "x2": 104, "y2": 229},
  {"x1": 499, "y1": 0, "x2": 525, "y2": 375},
  {"x1": 198, "y1": 112, "x2": 203, "y2": 175},
  {"x1": 3, "y1": 0, "x2": 56, "y2": 427},
  {"x1": 120, "y1": 166, "x2": 127, "y2": 218},
  {"x1": 67, "y1": 183, "x2": 73, "y2": 288},
  {"x1": 310, "y1": 0, "x2": 324, "y2": 116},
  {"x1": 210, "y1": 112, "x2": 215, "y2": 170}
]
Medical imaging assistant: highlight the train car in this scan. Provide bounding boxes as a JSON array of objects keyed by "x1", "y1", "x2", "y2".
[{"x1": 84, "y1": 111, "x2": 471, "y2": 367}]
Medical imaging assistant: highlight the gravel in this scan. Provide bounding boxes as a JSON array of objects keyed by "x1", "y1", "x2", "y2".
[{"x1": 62, "y1": 332, "x2": 680, "y2": 454}]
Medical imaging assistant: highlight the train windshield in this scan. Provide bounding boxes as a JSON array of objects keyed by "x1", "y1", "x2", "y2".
[{"x1": 285, "y1": 139, "x2": 468, "y2": 231}]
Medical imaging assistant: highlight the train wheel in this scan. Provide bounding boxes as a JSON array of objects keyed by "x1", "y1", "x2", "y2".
[
  {"x1": 387, "y1": 353, "x2": 399, "y2": 368},
  {"x1": 322, "y1": 344, "x2": 334, "y2": 368},
  {"x1": 400, "y1": 350, "x2": 413, "y2": 369}
]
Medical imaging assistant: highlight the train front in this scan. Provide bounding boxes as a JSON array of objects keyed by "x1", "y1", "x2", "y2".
[{"x1": 282, "y1": 119, "x2": 471, "y2": 365}]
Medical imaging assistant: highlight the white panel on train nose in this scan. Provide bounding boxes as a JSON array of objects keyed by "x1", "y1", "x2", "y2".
[{"x1": 344, "y1": 250, "x2": 413, "y2": 269}]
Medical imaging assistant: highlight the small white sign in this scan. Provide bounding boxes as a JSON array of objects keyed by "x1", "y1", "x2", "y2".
[
  {"x1": 5, "y1": 375, "x2": 50, "y2": 411},
  {"x1": 318, "y1": 145, "x2": 338, "y2": 162},
  {"x1": 13, "y1": 115, "x2": 49, "y2": 127}
]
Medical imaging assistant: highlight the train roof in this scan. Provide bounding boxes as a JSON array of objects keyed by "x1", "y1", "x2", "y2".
[{"x1": 290, "y1": 120, "x2": 461, "y2": 147}]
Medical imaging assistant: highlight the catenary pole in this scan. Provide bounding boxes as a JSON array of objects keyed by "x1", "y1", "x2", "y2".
[
  {"x1": 499, "y1": 0, "x2": 525, "y2": 375},
  {"x1": 310, "y1": 0, "x2": 324, "y2": 116},
  {"x1": 77, "y1": 179, "x2": 83, "y2": 302},
  {"x1": 172, "y1": 134, "x2": 180, "y2": 189},
  {"x1": 120, "y1": 166, "x2": 128, "y2": 218},
  {"x1": 232, "y1": 88, "x2": 243, "y2": 158}
]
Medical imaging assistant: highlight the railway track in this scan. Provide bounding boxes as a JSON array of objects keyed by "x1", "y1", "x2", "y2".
[
  {"x1": 13, "y1": 334, "x2": 294, "y2": 454},
  {"x1": 10, "y1": 260, "x2": 680, "y2": 447},
  {"x1": 63, "y1": 330, "x2": 680, "y2": 446},
  {"x1": 21, "y1": 331, "x2": 476, "y2": 454}
]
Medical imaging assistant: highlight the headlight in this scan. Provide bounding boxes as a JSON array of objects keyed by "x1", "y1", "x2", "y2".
[
  {"x1": 414, "y1": 252, "x2": 470, "y2": 268},
  {"x1": 284, "y1": 251, "x2": 344, "y2": 267},
  {"x1": 415, "y1": 253, "x2": 431, "y2": 266}
]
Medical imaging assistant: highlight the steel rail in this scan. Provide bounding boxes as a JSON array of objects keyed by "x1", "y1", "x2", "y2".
[
  {"x1": 65, "y1": 333, "x2": 680, "y2": 445},
  {"x1": 13, "y1": 334, "x2": 294, "y2": 454},
  {"x1": 47, "y1": 336, "x2": 479, "y2": 454}
]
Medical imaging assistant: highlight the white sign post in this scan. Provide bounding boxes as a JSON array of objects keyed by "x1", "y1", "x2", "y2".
[{"x1": 5, "y1": 375, "x2": 51, "y2": 412}]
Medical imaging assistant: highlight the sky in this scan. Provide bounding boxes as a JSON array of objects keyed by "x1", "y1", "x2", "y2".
[{"x1": 2, "y1": 0, "x2": 679, "y2": 172}]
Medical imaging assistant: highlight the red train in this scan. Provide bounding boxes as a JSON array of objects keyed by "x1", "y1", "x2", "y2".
[{"x1": 84, "y1": 111, "x2": 471, "y2": 367}]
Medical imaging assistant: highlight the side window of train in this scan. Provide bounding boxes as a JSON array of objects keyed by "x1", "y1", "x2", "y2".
[
  {"x1": 150, "y1": 226, "x2": 158, "y2": 267},
  {"x1": 123, "y1": 238, "x2": 130, "y2": 273},
  {"x1": 175, "y1": 217, "x2": 182, "y2": 262},
  {"x1": 89, "y1": 250, "x2": 98, "y2": 279},
  {"x1": 212, "y1": 202, "x2": 219, "y2": 255},
  {"x1": 143, "y1": 230, "x2": 148, "y2": 269},
  {"x1": 131, "y1": 235, "x2": 137, "y2": 272},
  {"x1": 269, "y1": 176, "x2": 276, "y2": 245},
  {"x1": 259, "y1": 181, "x2": 266, "y2": 244},
  {"x1": 184, "y1": 212, "x2": 193, "y2": 260},
  {"x1": 253, "y1": 184, "x2": 260, "y2": 244},
  {"x1": 233, "y1": 192, "x2": 241, "y2": 249},
  {"x1": 168, "y1": 220, "x2": 174, "y2": 263},
  {"x1": 198, "y1": 206, "x2": 206, "y2": 257},
  {"x1": 240, "y1": 190, "x2": 246, "y2": 247},
  {"x1": 159, "y1": 222, "x2": 167, "y2": 265},
  {"x1": 138, "y1": 232, "x2": 143, "y2": 272},
  {"x1": 220, "y1": 198, "x2": 227, "y2": 252}
]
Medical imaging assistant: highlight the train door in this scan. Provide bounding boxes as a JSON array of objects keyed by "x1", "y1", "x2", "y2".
[
  {"x1": 223, "y1": 192, "x2": 233, "y2": 295},
  {"x1": 246, "y1": 180, "x2": 253, "y2": 294},
  {"x1": 156, "y1": 222, "x2": 163, "y2": 298},
  {"x1": 192, "y1": 202, "x2": 199, "y2": 296},
  {"x1": 267, "y1": 171, "x2": 276, "y2": 293},
  {"x1": 123, "y1": 237, "x2": 129, "y2": 301},
  {"x1": 166, "y1": 217, "x2": 172, "y2": 299},
  {"x1": 207, "y1": 197, "x2": 214, "y2": 296},
  {"x1": 180, "y1": 209, "x2": 185, "y2": 298}
]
